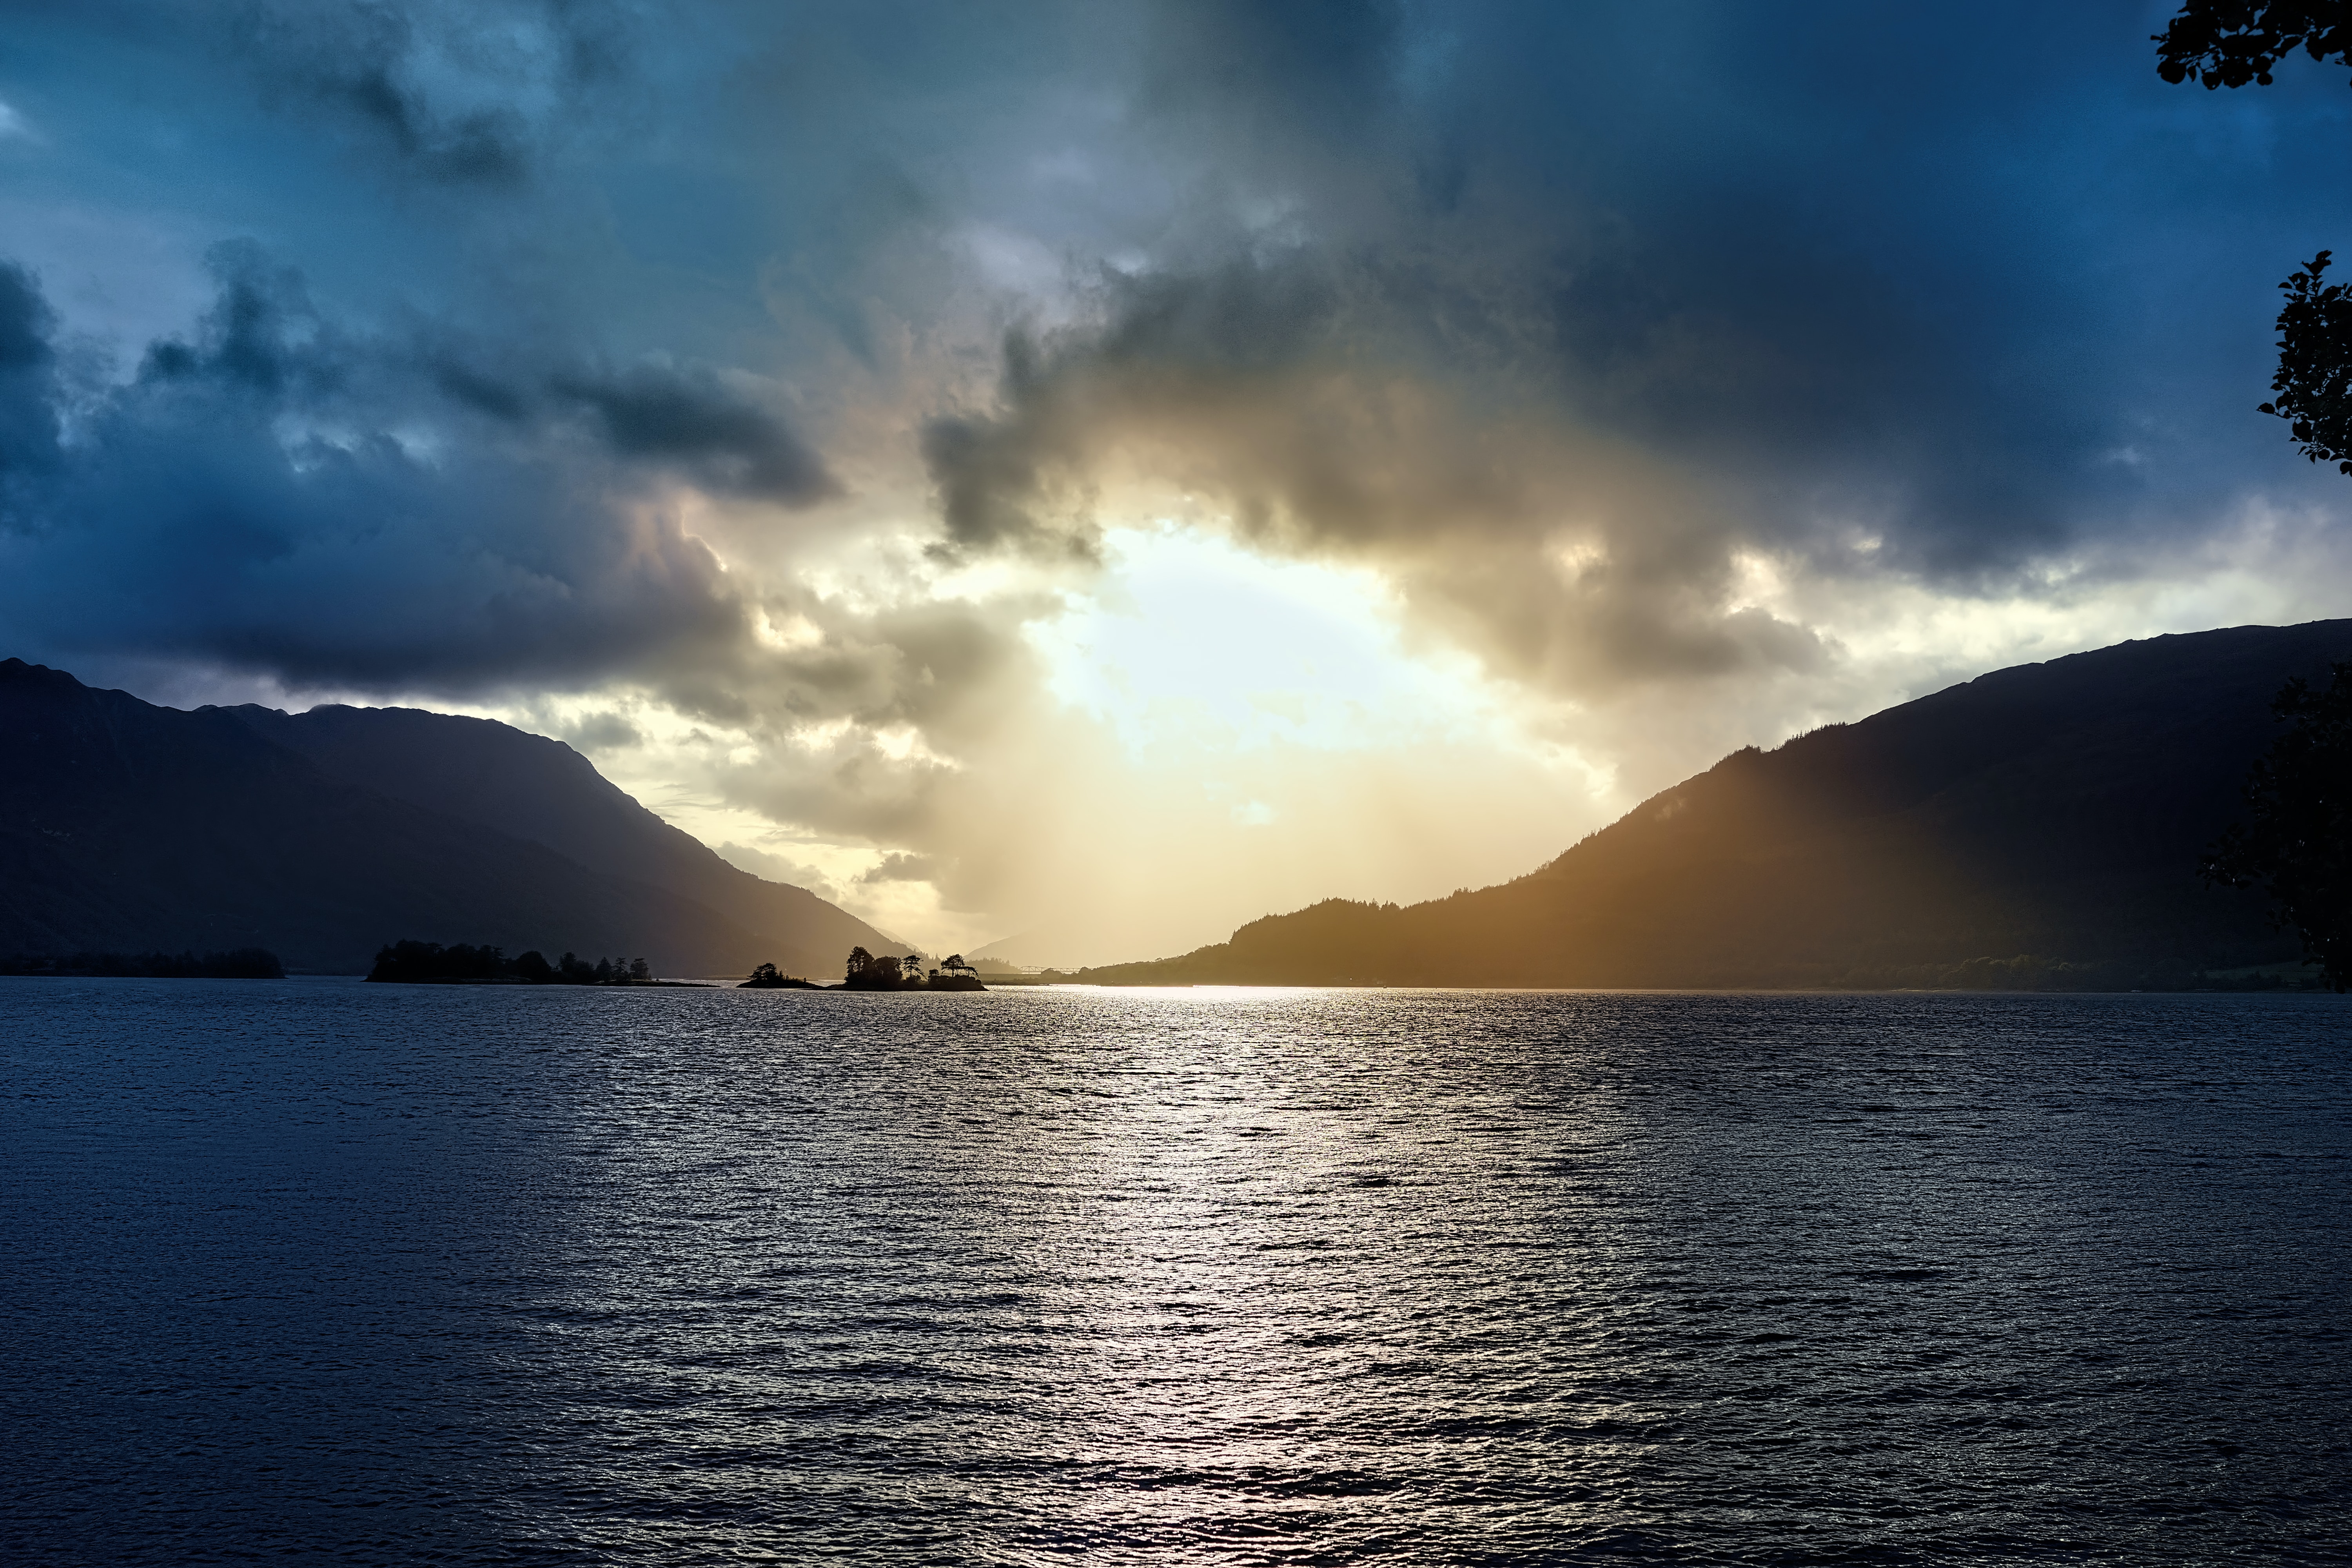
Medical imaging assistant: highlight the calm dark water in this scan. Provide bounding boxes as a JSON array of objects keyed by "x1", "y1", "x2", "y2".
[{"x1": 2, "y1": 980, "x2": 2347, "y2": 1565}]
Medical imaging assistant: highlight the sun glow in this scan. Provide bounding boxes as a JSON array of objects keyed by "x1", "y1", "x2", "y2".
[{"x1": 1026, "y1": 523, "x2": 1528, "y2": 760}]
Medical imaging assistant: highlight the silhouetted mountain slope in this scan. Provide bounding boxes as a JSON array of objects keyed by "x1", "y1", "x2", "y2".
[
  {"x1": 222, "y1": 702, "x2": 890, "y2": 969},
  {"x1": 0, "y1": 660, "x2": 894, "y2": 975},
  {"x1": 1083, "y1": 622, "x2": 2349, "y2": 989}
]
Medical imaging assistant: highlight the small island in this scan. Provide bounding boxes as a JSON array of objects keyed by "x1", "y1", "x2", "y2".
[
  {"x1": 739, "y1": 948, "x2": 985, "y2": 991},
  {"x1": 738, "y1": 963, "x2": 821, "y2": 989}
]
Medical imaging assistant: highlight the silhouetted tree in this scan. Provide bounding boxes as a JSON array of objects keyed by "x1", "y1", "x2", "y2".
[
  {"x1": 2259, "y1": 252, "x2": 2352, "y2": 475},
  {"x1": 2202, "y1": 662, "x2": 2352, "y2": 989},
  {"x1": 2155, "y1": 2, "x2": 2350, "y2": 89},
  {"x1": 629, "y1": 956, "x2": 651, "y2": 982},
  {"x1": 2155, "y1": 9, "x2": 2352, "y2": 476},
  {"x1": 846, "y1": 946, "x2": 872, "y2": 982},
  {"x1": 2158, "y1": 7, "x2": 2352, "y2": 952}
]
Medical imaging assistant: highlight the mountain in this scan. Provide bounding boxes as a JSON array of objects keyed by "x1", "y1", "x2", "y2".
[
  {"x1": 220, "y1": 701, "x2": 887, "y2": 970},
  {"x1": 1078, "y1": 621, "x2": 2351, "y2": 989},
  {"x1": 0, "y1": 659, "x2": 897, "y2": 975}
]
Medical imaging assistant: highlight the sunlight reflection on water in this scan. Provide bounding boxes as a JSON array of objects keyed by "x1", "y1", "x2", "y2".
[{"x1": 3, "y1": 980, "x2": 2347, "y2": 1564}]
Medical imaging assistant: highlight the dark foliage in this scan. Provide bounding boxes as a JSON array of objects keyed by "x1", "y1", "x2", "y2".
[
  {"x1": 2154, "y1": 13, "x2": 2352, "y2": 475},
  {"x1": 2155, "y1": 1, "x2": 2352, "y2": 89},
  {"x1": 842, "y1": 947, "x2": 905, "y2": 989},
  {"x1": 366, "y1": 938, "x2": 650, "y2": 984},
  {"x1": 2257, "y1": 252, "x2": 2352, "y2": 475},
  {"x1": 738, "y1": 961, "x2": 818, "y2": 988},
  {"x1": 837, "y1": 947, "x2": 984, "y2": 990},
  {"x1": 368, "y1": 940, "x2": 511, "y2": 982},
  {"x1": 2202, "y1": 662, "x2": 2352, "y2": 989},
  {"x1": 0, "y1": 948, "x2": 283, "y2": 979}
]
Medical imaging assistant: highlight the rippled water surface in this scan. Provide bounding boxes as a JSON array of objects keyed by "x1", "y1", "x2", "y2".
[{"x1": 4, "y1": 980, "x2": 2349, "y2": 1564}]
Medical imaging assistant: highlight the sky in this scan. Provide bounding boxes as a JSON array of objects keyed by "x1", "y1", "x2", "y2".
[{"x1": 3, "y1": 1, "x2": 2350, "y2": 965}]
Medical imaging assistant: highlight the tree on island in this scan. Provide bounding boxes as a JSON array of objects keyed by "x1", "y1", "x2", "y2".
[
  {"x1": 368, "y1": 940, "x2": 646, "y2": 985},
  {"x1": 840, "y1": 947, "x2": 907, "y2": 989},
  {"x1": 740, "y1": 961, "x2": 815, "y2": 988},
  {"x1": 832, "y1": 945, "x2": 984, "y2": 990}
]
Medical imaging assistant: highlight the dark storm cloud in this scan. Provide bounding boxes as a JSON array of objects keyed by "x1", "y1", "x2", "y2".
[
  {"x1": 918, "y1": 248, "x2": 1846, "y2": 689},
  {"x1": 423, "y1": 342, "x2": 840, "y2": 505},
  {"x1": 227, "y1": 0, "x2": 635, "y2": 186},
  {"x1": 0, "y1": 246, "x2": 833, "y2": 691},
  {"x1": 924, "y1": 262, "x2": 1346, "y2": 556},
  {"x1": 10, "y1": 0, "x2": 2352, "y2": 728},
  {"x1": 1137, "y1": 0, "x2": 1406, "y2": 141},
  {"x1": 136, "y1": 241, "x2": 332, "y2": 398},
  {"x1": 0, "y1": 263, "x2": 62, "y2": 487},
  {"x1": 549, "y1": 362, "x2": 839, "y2": 506},
  {"x1": 909, "y1": 0, "x2": 2352, "y2": 693}
]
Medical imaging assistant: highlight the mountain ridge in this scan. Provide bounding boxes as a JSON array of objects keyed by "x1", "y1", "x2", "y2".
[
  {"x1": 0, "y1": 659, "x2": 896, "y2": 975},
  {"x1": 219, "y1": 701, "x2": 887, "y2": 969},
  {"x1": 1074, "y1": 621, "x2": 2347, "y2": 989}
]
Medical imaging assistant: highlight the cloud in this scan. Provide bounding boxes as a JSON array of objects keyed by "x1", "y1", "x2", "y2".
[
  {"x1": 859, "y1": 851, "x2": 938, "y2": 884},
  {"x1": 11, "y1": 0, "x2": 2352, "y2": 962},
  {"x1": 714, "y1": 842, "x2": 846, "y2": 905},
  {"x1": 0, "y1": 243, "x2": 854, "y2": 697},
  {"x1": 0, "y1": 262, "x2": 62, "y2": 488},
  {"x1": 547, "y1": 362, "x2": 838, "y2": 506},
  {"x1": 426, "y1": 344, "x2": 842, "y2": 505},
  {"x1": 918, "y1": 254, "x2": 1841, "y2": 697},
  {"x1": 558, "y1": 708, "x2": 641, "y2": 753},
  {"x1": 227, "y1": 0, "x2": 633, "y2": 186},
  {"x1": 906, "y1": 0, "x2": 2352, "y2": 703}
]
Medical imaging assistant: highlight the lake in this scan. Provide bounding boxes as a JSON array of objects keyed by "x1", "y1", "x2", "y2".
[{"x1": 3, "y1": 980, "x2": 2347, "y2": 1564}]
